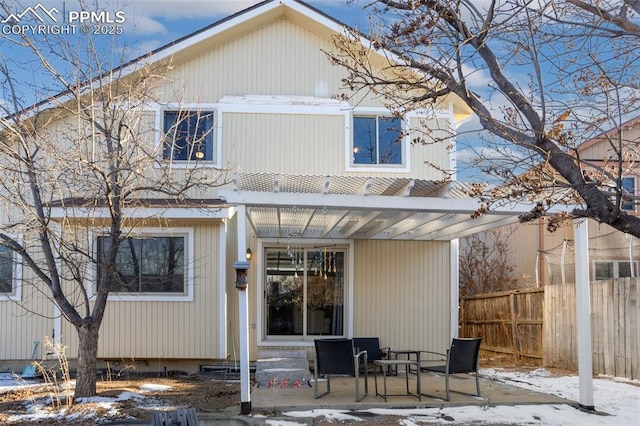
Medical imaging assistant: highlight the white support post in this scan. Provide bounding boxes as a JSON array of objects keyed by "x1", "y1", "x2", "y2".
[
  {"x1": 236, "y1": 205, "x2": 251, "y2": 414},
  {"x1": 573, "y1": 219, "x2": 594, "y2": 410},
  {"x1": 450, "y1": 238, "x2": 460, "y2": 339}
]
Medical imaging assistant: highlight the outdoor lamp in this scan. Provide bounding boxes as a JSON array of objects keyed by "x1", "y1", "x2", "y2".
[
  {"x1": 246, "y1": 248, "x2": 252, "y2": 260},
  {"x1": 233, "y1": 261, "x2": 250, "y2": 290}
]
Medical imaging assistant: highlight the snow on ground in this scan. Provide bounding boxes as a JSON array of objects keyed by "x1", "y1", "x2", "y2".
[
  {"x1": 1, "y1": 368, "x2": 639, "y2": 425},
  {"x1": 280, "y1": 368, "x2": 640, "y2": 425}
]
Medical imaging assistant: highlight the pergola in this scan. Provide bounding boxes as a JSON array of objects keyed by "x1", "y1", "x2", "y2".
[{"x1": 220, "y1": 172, "x2": 594, "y2": 413}]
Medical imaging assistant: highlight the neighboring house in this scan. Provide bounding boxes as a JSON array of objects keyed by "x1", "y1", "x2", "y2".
[
  {"x1": 0, "y1": 0, "x2": 526, "y2": 374},
  {"x1": 480, "y1": 116, "x2": 640, "y2": 287}
]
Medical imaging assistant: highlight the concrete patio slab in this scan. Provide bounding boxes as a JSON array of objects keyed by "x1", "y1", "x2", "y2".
[{"x1": 249, "y1": 371, "x2": 575, "y2": 412}]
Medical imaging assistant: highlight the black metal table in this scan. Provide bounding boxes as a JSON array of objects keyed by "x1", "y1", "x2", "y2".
[{"x1": 373, "y1": 356, "x2": 421, "y2": 401}]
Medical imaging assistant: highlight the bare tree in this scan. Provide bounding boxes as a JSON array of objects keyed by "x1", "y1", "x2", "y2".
[
  {"x1": 0, "y1": 5, "x2": 227, "y2": 398},
  {"x1": 331, "y1": 0, "x2": 640, "y2": 236},
  {"x1": 459, "y1": 227, "x2": 523, "y2": 296}
]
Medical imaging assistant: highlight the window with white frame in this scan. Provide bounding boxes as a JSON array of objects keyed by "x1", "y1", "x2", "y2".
[
  {"x1": 162, "y1": 110, "x2": 215, "y2": 162},
  {"x1": 96, "y1": 234, "x2": 187, "y2": 294},
  {"x1": 0, "y1": 244, "x2": 20, "y2": 299},
  {"x1": 352, "y1": 115, "x2": 403, "y2": 166},
  {"x1": 594, "y1": 259, "x2": 638, "y2": 280},
  {"x1": 264, "y1": 246, "x2": 346, "y2": 338}
]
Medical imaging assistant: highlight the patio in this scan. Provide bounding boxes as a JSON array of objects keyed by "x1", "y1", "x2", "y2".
[{"x1": 249, "y1": 370, "x2": 575, "y2": 412}]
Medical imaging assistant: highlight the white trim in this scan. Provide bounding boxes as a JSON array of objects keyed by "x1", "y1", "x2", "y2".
[
  {"x1": 217, "y1": 95, "x2": 351, "y2": 115},
  {"x1": 89, "y1": 227, "x2": 195, "y2": 302},
  {"x1": 447, "y1": 103, "x2": 457, "y2": 180},
  {"x1": 218, "y1": 220, "x2": 228, "y2": 358},
  {"x1": 346, "y1": 108, "x2": 411, "y2": 173},
  {"x1": 0, "y1": 234, "x2": 23, "y2": 302},
  {"x1": 220, "y1": 189, "x2": 541, "y2": 215},
  {"x1": 154, "y1": 104, "x2": 222, "y2": 168},
  {"x1": 50, "y1": 207, "x2": 231, "y2": 220},
  {"x1": 256, "y1": 238, "x2": 354, "y2": 347},
  {"x1": 235, "y1": 205, "x2": 251, "y2": 406},
  {"x1": 450, "y1": 238, "x2": 459, "y2": 339}
]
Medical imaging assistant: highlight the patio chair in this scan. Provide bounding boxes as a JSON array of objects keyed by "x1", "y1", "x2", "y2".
[
  {"x1": 420, "y1": 337, "x2": 482, "y2": 401},
  {"x1": 313, "y1": 338, "x2": 368, "y2": 402},
  {"x1": 353, "y1": 337, "x2": 390, "y2": 373}
]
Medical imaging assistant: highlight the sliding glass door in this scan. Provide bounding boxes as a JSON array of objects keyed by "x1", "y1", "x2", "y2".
[{"x1": 265, "y1": 247, "x2": 345, "y2": 338}]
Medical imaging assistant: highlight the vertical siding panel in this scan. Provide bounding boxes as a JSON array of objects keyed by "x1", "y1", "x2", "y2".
[{"x1": 353, "y1": 240, "x2": 450, "y2": 354}]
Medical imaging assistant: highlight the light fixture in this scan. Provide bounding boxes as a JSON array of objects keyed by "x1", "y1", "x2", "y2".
[
  {"x1": 195, "y1": 150, "x2": 205, "y2": 159},
  {"x1": 246, "y1": 248, "x2": 252, "y2": 260}
]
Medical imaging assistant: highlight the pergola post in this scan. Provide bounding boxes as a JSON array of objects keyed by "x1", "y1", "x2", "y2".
[
  {"x1": 573, "y1": 218, "x2": 594, "y2": 410},
  {"x1": 235, "y1": 205, "x2": 251, "y2": 414}
]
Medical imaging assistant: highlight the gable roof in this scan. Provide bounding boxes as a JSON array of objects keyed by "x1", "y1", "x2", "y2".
[
  {"x1": 577, "y1": 114, "x2": 640, "y2": 153},
  {"x1": 13, "y1": 0, "x2": 471, "y2": 121}
]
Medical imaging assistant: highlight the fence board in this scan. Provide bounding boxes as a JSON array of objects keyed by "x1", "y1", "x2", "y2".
[
  {"x1": 461, "y1": 288, "x2": 543, "y2": 363},
  {"x1": 461, "y1": 280, "x2": 640, "y2": 379}
]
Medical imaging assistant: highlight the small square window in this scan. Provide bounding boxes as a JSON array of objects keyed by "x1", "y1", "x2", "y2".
[
  {"x1": 353, "y1": 115, "x2": 403, "y2": 165},
  {"x1": 163, "y1": 110, "x2": 214, "y2": 161}
]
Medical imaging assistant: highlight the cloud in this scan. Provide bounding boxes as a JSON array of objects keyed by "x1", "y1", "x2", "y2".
[
  {"x1": 122, "y1": 0, "x2": 258, "y2": 21},
  {"x1": 125, "y1": 15, "x2": 168, "y2": 35}
]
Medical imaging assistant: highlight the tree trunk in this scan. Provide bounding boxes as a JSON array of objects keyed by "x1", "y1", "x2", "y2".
[{"x1": 74, "y1": 322, "x2": 99, "y2": 399}]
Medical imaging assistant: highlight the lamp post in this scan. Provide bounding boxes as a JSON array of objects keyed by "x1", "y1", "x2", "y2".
[{"x1": 234, "y1": 259, "x2": 251, "y2": 414}]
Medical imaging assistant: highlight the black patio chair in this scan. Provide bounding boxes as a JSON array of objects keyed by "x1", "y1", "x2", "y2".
[
  {"x1": 353, "y1": 337, "x2": 390, "y2": 372},
  {"x1": 313, "y1": 338, "x2": 368, "y2": 402},
  {"x1": 420, "y1": 337, "x2": 482, "y2": 401}
]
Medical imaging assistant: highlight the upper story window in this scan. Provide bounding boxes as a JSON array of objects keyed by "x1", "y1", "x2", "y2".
[
  {"x1": 96, "y1": 235, "x2": 186, "y2": 295},
  {"x1": 162, "y1": 110, "x2": 215, "y2": 162},
  {"x1": 0, "y1": 244, "x2": 20, "y2": 300},
  {"x1": 352, "y1": 115, "x2": 403, "y2": 166},
  {"x1": 621, "y1": 177, "x2": 636, "y2": 211}
]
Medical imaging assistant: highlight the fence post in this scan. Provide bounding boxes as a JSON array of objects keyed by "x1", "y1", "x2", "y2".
[{"x1": 510, "y1": 292, "x2": 519, "y2": 360}]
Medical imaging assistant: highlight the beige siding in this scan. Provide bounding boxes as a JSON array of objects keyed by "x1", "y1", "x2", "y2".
[
  {"x1": 160, "y1": 17, "x2": 455, "y2": 182},
  {"x1": 159, "y1": 13, "x2": 471, "y2": 115},
  {"x1": 60, "y1": 221, "x2": 222, "y2": 360},
  {"x1": 223, "y1": 113, "x2": 451, "y2": 180},
  {"x1": 225, "y1": 113, "x2": 345, "y2": 175},
  {"x1": 580, "y1": 126, "x2": 640, "y2": 161},
  {"x1": 0, "y1": 281, "x2": 54, "y2": 360},
  {"x1": 353, "y1": 239, "x2": 451, "y2": 352},
  {"x1": 409, "y1": 117, "x2": 453, "y2": 179},
  {"x1": 163, "y1": 18, "x2": 359, "y2": 105}
]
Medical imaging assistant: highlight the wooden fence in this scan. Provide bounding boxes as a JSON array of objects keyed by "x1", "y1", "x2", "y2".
[
  {"x1": 460, "y1": 288, "x2": 544, "y2": 363},
  {"x1": 460, "y1": 279, "x2": 640, "y2": 379},
  {"x1": 545, "y1": 279, "x2": 639, "y2": 379}
]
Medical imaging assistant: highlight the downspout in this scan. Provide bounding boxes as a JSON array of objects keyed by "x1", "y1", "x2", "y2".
[{"x1": 450, "y1": 238, "x2": 460, "y2": 339}]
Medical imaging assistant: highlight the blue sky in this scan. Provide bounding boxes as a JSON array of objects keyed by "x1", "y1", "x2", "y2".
[{"x1": 0, "y1": 0, "x2": 485, "y2": 180}]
